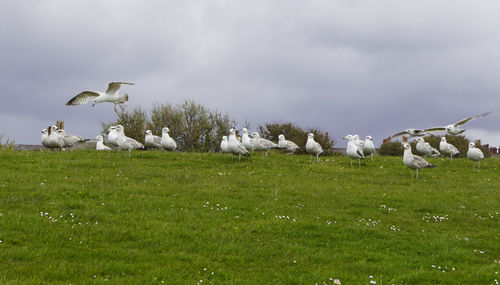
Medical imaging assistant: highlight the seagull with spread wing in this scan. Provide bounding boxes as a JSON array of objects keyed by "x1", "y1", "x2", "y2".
[
  {"x1": 66, "y1": 82, "x2": 134, "y2": 112},
  {"x1": 389, "y1": 128, "x2": 427, "y2": 140},
  {"x1": 424, "y1": 111, "x2": 492, "y2": 135}
]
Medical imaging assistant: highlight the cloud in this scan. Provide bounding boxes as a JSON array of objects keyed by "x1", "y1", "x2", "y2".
[{"x1": 0, "y1": 1, "x2": 498, "y2": 147}]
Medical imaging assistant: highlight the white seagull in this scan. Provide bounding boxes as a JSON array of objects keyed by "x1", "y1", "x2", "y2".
[
  {"x1": 439, "y1": 137, "x2": 460, "y2": 159},
  {"x1": 343, "y1": 135, "x2": 365, "y2": 166},
  {"x1": 424, "y1": 111, "x2": 492, "y2": 135},
  {"x1": 95, "y1": 135, "x2": 112, "y2": 151},
  {"x1": 66, "y1": 82, "x2": 134, "y2": 112},
  {"x1": 362, "y1": 135, "x2": 376, "y2": 160},
  {"x1": 250, "y1": 132, "x2": 277, "y2": 156},
  {"x1": 389, "y1": 128, "x2": 427, "y2": 140},
  {"x1": 56, "y1": 129, "x2": 88, "y2": 149},
  {"x1": 306, "y1": 133, "x2": 323, "y2": 161},
  {"x1": 278, "y1": 134, "x2": 300, "y2": 154},
  {"x1": 467, "y1": 142, "x2": 484, "y2": 169},
  {"x1": 41, "y1": 129, "x2": 50, "y2": 148},
  {"x1": 160, "y1": 127, "x2": 177, "y2": 151},
  {"x1": 241, "y1": 128, "x2": 254, "y2": 151},
  {"x1": 228, "y1": 128, "x2": 250, "y2": 161},
  {"x1": 45, "y1": 126, "x2": 64, "y2": 150},
  {"x1": 107, "y1": 126, "x2": 119, "y2": 147},
  {"x1": 220, "y1": 136, "x2": 230, "y2": 154},
  {"x1": 402, "y1": 142, "x2": 436, "y2": 179},
  {"x1": 115, "y1": 125, "x2": 144, "y2": 158},
  {"x1": 145, "y1": 130, "x2": 162, "y2": 150},
  {"x1": 415, "y1": 137, "x2": 441, "y2": 157}
]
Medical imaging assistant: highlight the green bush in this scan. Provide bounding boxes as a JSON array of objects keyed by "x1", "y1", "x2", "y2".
[
  {"x1": 0, "y1": 135, "x2": 15, "y2": 151},
  {"x1": 103, "y1": 100, "x2": 231, "y2": 152},
  {"x1": 377, "y1": 141, "x2": 404, "y2": 156},
  {"x1": 258, "y1": 122, "x2": 335, "y2": 155}
]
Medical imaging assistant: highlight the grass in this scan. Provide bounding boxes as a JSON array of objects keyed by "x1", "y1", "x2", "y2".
[{"x1": 0, "y1": 150, "x2": 499, "y2": 284}]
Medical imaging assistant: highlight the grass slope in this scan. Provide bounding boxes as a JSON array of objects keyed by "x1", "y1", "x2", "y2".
[{"x1": 0, "y1": 150, "x2": 499, "y2": 284}]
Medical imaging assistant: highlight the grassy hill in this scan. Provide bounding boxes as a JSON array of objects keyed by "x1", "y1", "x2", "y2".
[{"x1": 0, "y1": 150, "x2": 499, "y2": 284}]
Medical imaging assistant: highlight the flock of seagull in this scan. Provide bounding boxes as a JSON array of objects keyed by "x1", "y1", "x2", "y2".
[{"x1": 37, "y1": 82, "x2": 494, "y2": 179}]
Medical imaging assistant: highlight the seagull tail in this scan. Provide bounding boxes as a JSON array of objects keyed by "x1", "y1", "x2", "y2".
[
  {"x1": 426, "y1": 164, "x2": 436, "y2": 168},
  {"x1": 243, "y1": 152, "x2": 250, "y2": 157}
]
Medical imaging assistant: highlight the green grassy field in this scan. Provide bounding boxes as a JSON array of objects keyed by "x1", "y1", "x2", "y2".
[{"x1": 0, "y1": 150, "x2": 499, "y2": 284}]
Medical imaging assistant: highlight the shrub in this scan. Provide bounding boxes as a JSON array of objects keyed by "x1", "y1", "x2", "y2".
[
  {"x1": 0, "y1": 135, "x2": 15, "y2": 151},
  {"x1": 258, "y1": 122, "x2": 335, "y2": 155},
  {"x1": 102, "y1": 100, "x2": 231, "y2": 152},
  {"x1": 378, "y1": 141, "x2": 404, "y2": 156}
]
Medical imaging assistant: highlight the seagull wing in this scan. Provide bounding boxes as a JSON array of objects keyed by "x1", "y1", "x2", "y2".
[
  {"x1": 106, "y1": 82, "x2": 134, "y2": 95},
  {"x1": 66, "y1": 91, "x2": 100, "y2": 106},
  {"x1": 154, "y1": 135, "x2": 162, "y2": 145},
  {"x1": 412, "y1": 154, "x2": 430, "y2": 168},
  {"x1": 454, "y1": 111, "x2": 492, "y2": 126},
  {"x1": 424, "y1": 126, "x2": 446, "y2": 132},
  {"x1": 390, "y1": 131, "x2": 407, "y2": 139}
]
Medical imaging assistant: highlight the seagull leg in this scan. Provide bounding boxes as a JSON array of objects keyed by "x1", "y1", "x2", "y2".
[
  {"x1": 416, "y1": 169, "x2": 419, "y2": 179},
  {"x1": 350, "y1": 159, "x2": 353, "y2": 167},
  {"x1": 316, "y1": 153, "x2": 320, "y2": 162},
  {"x1": 238, "y1": 154, "x2": 241, "y2": 162},
  {"x1": 358, "y1": 158, "x2": 361, "y2": 167}
]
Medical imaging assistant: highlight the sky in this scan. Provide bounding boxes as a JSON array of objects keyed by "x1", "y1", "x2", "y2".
[{"x1": 1, "y1": 0, "x2": 499, "y2": 147}]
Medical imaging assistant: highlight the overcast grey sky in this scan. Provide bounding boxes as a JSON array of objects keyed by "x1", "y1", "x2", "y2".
[{"x1": 1, "y1": 0, "x2": 498, "y2": 147}]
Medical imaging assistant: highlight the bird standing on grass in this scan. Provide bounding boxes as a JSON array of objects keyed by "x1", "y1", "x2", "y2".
[
  {"x1": 228, "y1": 128, "x2": 250, "y2": 161},
  {"x1": 66, "y1": 82, "x2": 134, "y2": 113},
  {"x1": 306, "y1": 133, "x2": 323, "y2": 161},
  {"x1": 439, "y1": 137, "x2": 460, "y2": 160},
  {"x1": 402, "y1": 142, "x2": 436, "y2": 179},
  {"x1": 95, "y1": 135, "x2": 112, "y2": 151},
  {"x1": 467, "y1": 142, "x2": 484, "y2": 169},
  {"x1": 250, "y1": 132, "x2": 277, "y2": 156},
  {"x1": 145, "y1": 130, "x2": 162, "y2": 150},
  {"x1": 278, "y1": 134, "x2": 300, "y2": 154},
  {"x1": 362, "y1": 135, "x2": 376, "y2": 159},
  {"x1": 343, "y1": 135, "x2": 365, "y2": 166},
  {"x1": 115, "y1": 125, "x2": 144, "y2": 158},
  {"x1": 242, "y1": 128, "x2": 254, "y2": 151},
  {"x1": 415, "y1": 137, "x2": 441, "y2": 157},
  {"x1": 220, "y1": 136, "x2": 230, "y2": 154},
  {"x1": 160, "y1": 127, "x2": 177, "y2": 151}
]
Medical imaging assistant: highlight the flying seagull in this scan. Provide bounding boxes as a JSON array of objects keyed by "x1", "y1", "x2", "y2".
[
  {"x1": 66, "y1": 82, "x2": 134, "y2": 112},
  {"x1": 424, "y1": 111, "x2": 492, "y2": 135},
  {"x1": 402, "y1": 142, "x2": 436, "y2": 179},
  {"x1": 389, "y1": 128, "x2": 427, "y2": 140}
]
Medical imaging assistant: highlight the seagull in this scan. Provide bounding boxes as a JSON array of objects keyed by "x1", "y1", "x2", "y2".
[
  {"x1": 467, "y1": 142, "x2": 484, "y2": 169},
  {"x1": 390, "y1": 129, "x2": 427, "y2": 140},
  {"x1": 250, "y1": 132, "x2": 278, "y2": 156},
  {"x1": 415, "y1": 137, "x2": 441, "y2": 157},
  {"x1": 95, "y1": 135, "x2": 112, "y2": 151},
  {"x1": 56, "y1": 129, "x2": 88, "y2": 149},
  {"x1": 115, "y1": 125, "x2": 144, "y2": 158},
  {"x1": 45, "y1": 126, "x2": 64, "y2": 150},
  {"x1": 306, "y1": 133, "x2": 323, "y2": 161},
  {"x1": 66, "y1": 82, "x2": 134, "y2": 112},
  {"x1": 439, "y1": 137, "x2": 460, "y2": 159},
  {"x1": 343, "y1": 135, "x2": 365, "y2": 166},
  {"x1": 220, "y1": 136, "x2": 230, "y2": 154},
  {"x1": 145, "y1": 130, "x2": 162, "y2": 150},
  {"x1": 424, "y1": 111, "x2": 492, "y2": 135},
  {"x1": 362, "y1": 135, "x2": 376, "y2": 160},
  {"x1": 41, "y1": 129, "x2": 50, "y2": 148},
  {"x1": 160, "y1": 127, "x2": 177, "y2": 151},
  {"x1": 241, "y1": 128, "x2": 254, "y2": 151},
  {"x1": 352, "y1": 135, "x2": 364, "y2": 148},
  {"x1": 278, "y1": 134, "x2": 300, "y2": 154},
  {"x1": 107, "y1": 126, "x2": 119, "y2": 147},
  {"x1": 228, "y1": 128, "x2": 250, "y2": 161},
  {"x1": 402, "y1": 142, "x2": 436, "y2": 179}
]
